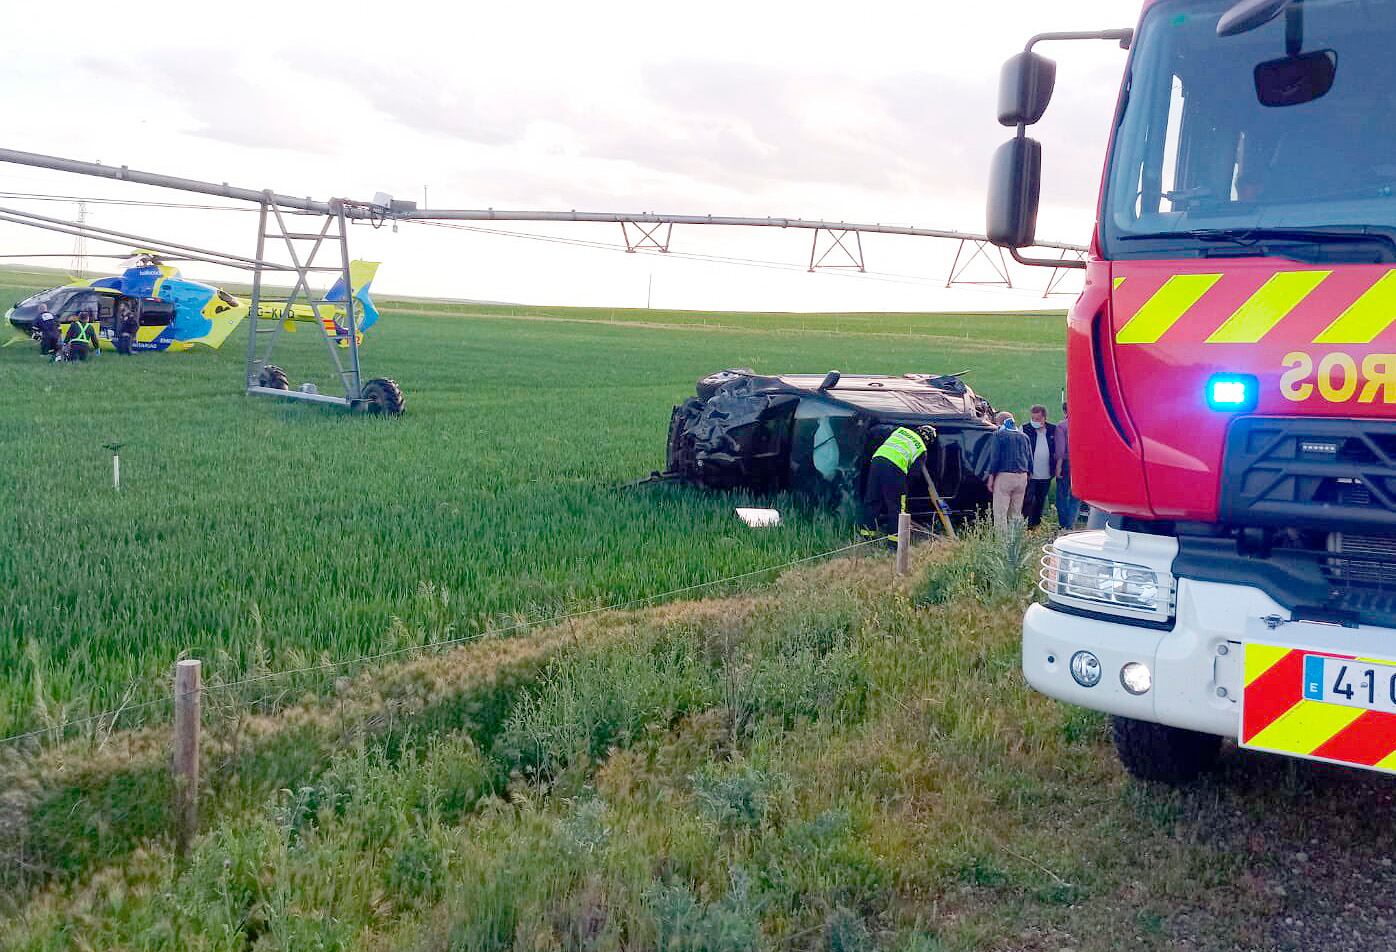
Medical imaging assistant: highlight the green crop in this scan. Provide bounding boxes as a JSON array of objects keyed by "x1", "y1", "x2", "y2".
[{"x1": 0, "y1": 269, "x2": 1065, "y2": 738}]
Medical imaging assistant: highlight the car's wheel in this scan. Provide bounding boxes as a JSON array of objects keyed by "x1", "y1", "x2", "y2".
[
  {"x1": 1112, "y1": 715, "x2": 1222, "y2": 784},
  {"x1": 258, "y1": 364, "x2": 290, "y2": 390},
  {"x1": 361, "y1": 377, "x2": 405, "y2": 416},
  {"x1": 666, "y1": 398, "x2": 702, "y2": 474}
]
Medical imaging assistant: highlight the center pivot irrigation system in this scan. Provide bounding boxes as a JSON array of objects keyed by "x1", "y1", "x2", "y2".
[{"x1": 0, "y1": 148, "x2": 1087, "y2": 414}]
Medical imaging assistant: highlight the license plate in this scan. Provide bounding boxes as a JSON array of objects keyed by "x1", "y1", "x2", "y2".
[
  {"x1": 1241, "y1": 643, "x2": 1396, "y2": 773},
  {"x1": 1303, "y1": 655, "x2": 1396, "y2": 715}
]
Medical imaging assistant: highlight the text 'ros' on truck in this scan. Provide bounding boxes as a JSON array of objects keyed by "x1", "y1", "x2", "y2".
[{"x1": 989, "y1": 0, "x2": 1396, "y2": 783}]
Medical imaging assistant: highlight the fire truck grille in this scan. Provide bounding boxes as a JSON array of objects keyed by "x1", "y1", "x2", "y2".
[
  {"x1": 1326, "y1": 532, "x2": 1396, "y2": 594},
  {"x1": 1177, "y1": 526, "x2": 1396, "y2": 628},
  {"x1": 1220, "y1": 418, "x2": 1396, "y2": 533}
]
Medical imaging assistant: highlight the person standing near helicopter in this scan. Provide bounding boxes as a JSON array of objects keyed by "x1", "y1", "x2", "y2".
[{"x1": 33, "y1": 303, "x2": 60, "y2": 356}]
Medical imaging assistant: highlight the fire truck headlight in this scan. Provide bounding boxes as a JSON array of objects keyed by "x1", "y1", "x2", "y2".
[
  {"x1": 1206, "y1": 373, "x2": 1257, "y2": 411},
  {"x1": 1070, "y1": 651, "x2": 1102, "y2": 688},
  {"x1": 1040, "y1": 545, "x2": 1175, "y2": 623},
  {"x1": 1120, "y1": 662, "x2": 1152, "y2": 695}
]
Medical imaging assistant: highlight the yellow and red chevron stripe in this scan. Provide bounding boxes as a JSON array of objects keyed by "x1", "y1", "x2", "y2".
[
  {"x1": 1113, "y1": 266, "x2": 1396, "y2": 346},
  {"x1": 1242, "y1": 644, "x2": 1396, "y2": 771}
]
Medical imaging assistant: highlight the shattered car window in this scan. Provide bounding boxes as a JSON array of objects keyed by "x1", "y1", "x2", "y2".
[{"x1": 788, "y1": 398, "x2": 866, "y2": 504}]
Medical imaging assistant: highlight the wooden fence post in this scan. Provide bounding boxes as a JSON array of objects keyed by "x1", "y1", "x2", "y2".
[
  {"x1": 173, "y1": 659, "x2": 201, "y2": 856},
  {"x1": 895, "y1": 511, "x2": 912, "y2": 577}
]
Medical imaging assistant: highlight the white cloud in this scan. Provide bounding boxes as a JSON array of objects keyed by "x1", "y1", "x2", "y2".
[{"x1": 0, "y1": 0, "x2": 1137, "y2": 312}]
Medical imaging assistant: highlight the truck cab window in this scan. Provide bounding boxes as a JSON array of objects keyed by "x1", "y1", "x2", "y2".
[{"x1": 1102, "y1": 0, "x2": 1396, "y2": 259}]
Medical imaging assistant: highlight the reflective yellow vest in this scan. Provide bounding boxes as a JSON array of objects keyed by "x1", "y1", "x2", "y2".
[{"x1": 871, "y1": 427, "x2": 927, "y2": 474}]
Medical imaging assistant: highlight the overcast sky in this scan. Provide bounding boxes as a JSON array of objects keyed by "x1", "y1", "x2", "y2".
[{"x1": 0, "y1": 0, "x2": 1138, "y2": 312}]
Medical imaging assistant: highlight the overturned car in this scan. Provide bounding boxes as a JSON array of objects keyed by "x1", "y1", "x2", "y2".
[{"x1": 661, "y1": 369, "x2": 999, "y2": 522}]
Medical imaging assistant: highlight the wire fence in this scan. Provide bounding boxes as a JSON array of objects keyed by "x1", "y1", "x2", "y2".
[
  {"x1": 0, "y1": 533, "x2": 905, "y2": 900},
  {"x1": 0, "y1": 536, "x2": 889, "y2": 753}
]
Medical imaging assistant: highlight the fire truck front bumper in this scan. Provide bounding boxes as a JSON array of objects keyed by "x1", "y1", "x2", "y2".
[
  {"x1": 1027, "y1": 527, "x2": 1396, "y2": 774},
  {"x1": 1022, "y1": 590, "x2": 1247, "y2": 738}
]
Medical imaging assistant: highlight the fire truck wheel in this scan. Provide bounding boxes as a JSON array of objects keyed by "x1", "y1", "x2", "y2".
[
  {"x1": 1111, "y1": 716, "x2": 1221, "y2": 784},
  {"x1": 361, "y1": 377, "x2": 405, "y2": 416},
  {"x1": 258, "y1": 365, "x2": 290, "y2": 390}
]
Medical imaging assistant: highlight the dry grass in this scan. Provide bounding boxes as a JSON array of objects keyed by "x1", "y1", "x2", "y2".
[{"x1": 0, "y1": 535, "x2": 1315, "y2": 952}]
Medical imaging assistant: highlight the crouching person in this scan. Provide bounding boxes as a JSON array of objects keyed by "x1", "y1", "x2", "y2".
[
  {"x1": 860, "y1": 424, "x2": 938, "y2": 541},
  {"x1": 60, "y1": 305, "x2": 100, "y2": 362}
]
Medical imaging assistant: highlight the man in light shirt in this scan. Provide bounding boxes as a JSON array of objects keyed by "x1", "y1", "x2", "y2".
[{"x1": 1022, "y1": 404, "x2": 1057, "y2": 529}]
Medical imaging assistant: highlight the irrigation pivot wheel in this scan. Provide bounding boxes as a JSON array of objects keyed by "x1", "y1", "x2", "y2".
[
  {"x1": 258, "y1": 364, "x2": 290, "y2": 390},
  {"x1": 360, "y1": 377, "x2": 405, "y2": 416}
]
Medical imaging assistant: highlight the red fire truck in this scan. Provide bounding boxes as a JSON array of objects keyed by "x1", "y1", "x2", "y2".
[{"x1": 989, "y1": 0, "x2": 1396, "y2": 781}]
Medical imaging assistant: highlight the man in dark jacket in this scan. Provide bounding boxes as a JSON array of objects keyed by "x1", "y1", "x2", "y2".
[
  {"x1": 33, "y1": 303, "x2": 60, "y2": 356},
  {"x1": 1055, "y1": 401, "x2": 1081, "y2": 529},
  {"x1": 986, "y1": 411, "x2": 1032, "y2": 532},
  {"x1": 1022, "y1": 404, "x2": 1058, "y2": 529}
]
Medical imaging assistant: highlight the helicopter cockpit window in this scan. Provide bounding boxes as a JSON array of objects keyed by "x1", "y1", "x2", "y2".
[
  {"x1": 55, "y1": 292, "x2": 114, "y2": 323},
  {"x1": 55, "y1": 292, "x2": 94, "y2": 319},
  {"x1": 21, "y1": 286, "x2": 82, "y2": 314}
]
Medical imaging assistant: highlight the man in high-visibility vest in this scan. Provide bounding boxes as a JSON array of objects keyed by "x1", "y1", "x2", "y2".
[
  {"x1": 60, "y1": 304, "x2": 100, "y2": 362},
  {"x1": 859, "y1": 424, "x2": 938, "y2": 539}
]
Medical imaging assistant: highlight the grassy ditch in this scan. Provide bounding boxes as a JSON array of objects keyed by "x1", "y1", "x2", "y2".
[{"x1": 5, "y1": 533, "x2": 1328, "y2": 952}]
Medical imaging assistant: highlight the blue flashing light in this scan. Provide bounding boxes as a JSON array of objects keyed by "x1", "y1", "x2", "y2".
[{"x1": 1206, "y1": 373, "x2": 1258, "y2": 411}]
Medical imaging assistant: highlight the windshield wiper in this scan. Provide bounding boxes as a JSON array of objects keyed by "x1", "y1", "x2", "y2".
[
  {"x1": 1120, "y1": 226, "x2": 1396, "y2": 262},
  {"x1": 1190, "y1": 226, "x2": 1396, "y2": 247}
]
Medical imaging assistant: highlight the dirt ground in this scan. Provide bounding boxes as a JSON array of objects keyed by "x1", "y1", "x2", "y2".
[{"x1": 1165, "y1": 745, "x2": 1396, "y2": 952}]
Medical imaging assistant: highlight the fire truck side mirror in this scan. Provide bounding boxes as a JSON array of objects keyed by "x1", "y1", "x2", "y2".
[
  {"x1": 997, "y1": 52, "x2": 1057, "y2": 126},
  {"x1": 986, "y1": 137, "x2": 1042, "y2": 249}
]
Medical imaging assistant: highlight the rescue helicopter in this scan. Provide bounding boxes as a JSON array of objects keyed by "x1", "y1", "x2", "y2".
[{"x1": 4, "y1": 251, "x2": 381, "y2": 353}]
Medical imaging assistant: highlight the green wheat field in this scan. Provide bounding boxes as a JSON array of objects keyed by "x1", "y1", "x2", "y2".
[
  {"x1": 0, "y1": 267, "x2": 1066, "y2": 739},
  {"x1": 6, "y1": 267, "x2": 1394, "y2": 952}
]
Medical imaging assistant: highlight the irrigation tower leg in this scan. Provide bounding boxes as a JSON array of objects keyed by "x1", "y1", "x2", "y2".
[
  {"x1": 245, "y1": 199, "x2": 269, "y2": 390},
  {"x1": 336, "y1": 204, "x2": 362, "y2": 400}
]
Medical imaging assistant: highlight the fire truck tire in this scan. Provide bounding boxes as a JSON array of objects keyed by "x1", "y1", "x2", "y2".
[
  {"x1": 361, "y1": 377, "x2": 406, "y2": 416},
  {"x1": 258, "y1": 365, "x2": 290, "y2": 390},
  {"x1": 1111, "y1": 716, "x2": 1221, "y2": 784}
]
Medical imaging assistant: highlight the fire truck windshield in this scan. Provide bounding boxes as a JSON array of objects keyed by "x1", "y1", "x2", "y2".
[{"x1": 1101, "y1": 0, "x2": 1396, "y2": 261}]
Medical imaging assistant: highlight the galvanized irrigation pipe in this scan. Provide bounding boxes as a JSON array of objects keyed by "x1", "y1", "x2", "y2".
[{"x1": 0, "y1": 147, "x2": 1087, "y2": 253}]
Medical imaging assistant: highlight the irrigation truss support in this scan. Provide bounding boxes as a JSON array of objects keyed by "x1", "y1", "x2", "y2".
[
  {"x1": 1041, "y1": 248, "x2": 1089, "y2": 298},
  {"x1": 808, "y1": 227, "x2": 865, "y2": 272},
  {"x1": 244, "y1": 197, "x2": 365, "y2": 408},
  {"x1": 944, "y1": 238, "x2": 1013, "y2": 289},
  {"x1": 620, "y1": 220, "x2": 672, "y2": 253}
]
